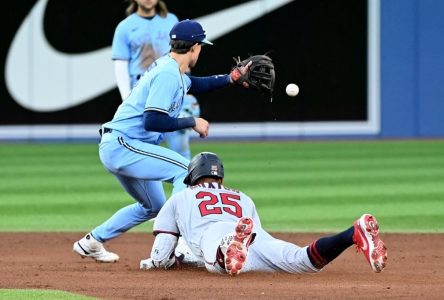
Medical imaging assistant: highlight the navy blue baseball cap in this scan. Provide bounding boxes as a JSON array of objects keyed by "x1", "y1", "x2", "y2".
[{"x1": 170, "y1": 19, "x2": 213, "y2": 45}]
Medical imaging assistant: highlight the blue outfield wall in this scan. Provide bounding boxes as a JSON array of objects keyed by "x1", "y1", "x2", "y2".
[{"x1": 382, "y1": 0, "x2": 444, "y2": 137}]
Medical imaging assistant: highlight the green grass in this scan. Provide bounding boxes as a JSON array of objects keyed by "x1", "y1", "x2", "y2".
[
  {"x1": 0, "y1": 289, "x2": 95, "y2": 299},
  {"x1": 0, "y1": 140, "x2": 443, "y2": 233}
]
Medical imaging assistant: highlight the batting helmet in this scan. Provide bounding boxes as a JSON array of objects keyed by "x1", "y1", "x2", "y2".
[{"x1": 183, "y1": 152, "x2": 224, "y2": 185}]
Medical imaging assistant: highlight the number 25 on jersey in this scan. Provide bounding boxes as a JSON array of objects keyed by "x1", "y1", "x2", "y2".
[{"x1": 196, "y1": 191, "x2": 243, "y2": 218}]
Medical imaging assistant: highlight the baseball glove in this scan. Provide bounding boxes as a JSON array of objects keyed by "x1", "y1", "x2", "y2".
[{"x1": 230, "y1": 54, "x2": 275, "y2": 95}]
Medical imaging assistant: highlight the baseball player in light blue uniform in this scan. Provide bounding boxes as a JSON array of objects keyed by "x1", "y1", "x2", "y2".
[
  {"x1": 112, "y1": 0, "x2": 178, "y2": 91},
  {"x1": 73, "y1": 19, "x2": 251, "y2": 263},
  {"x1": 112, "y1": 0, "x2": 199, "y2": 160}
]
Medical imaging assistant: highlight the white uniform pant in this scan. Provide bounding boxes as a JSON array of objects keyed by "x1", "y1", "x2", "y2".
[{"x1": 201, "y1": 222, "x2": 319, "y2": 274}]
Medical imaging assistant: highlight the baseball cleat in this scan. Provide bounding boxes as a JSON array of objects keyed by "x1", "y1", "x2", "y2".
[
  {"x1": 73, "y1": 233, "x2": 119, "y2": 263},
  {"x1": 219, "y1": 217, "x2": 254, "y2": 276},
  {"x1": 353, "y1": 214, "x2": 387, "y2": 273}
]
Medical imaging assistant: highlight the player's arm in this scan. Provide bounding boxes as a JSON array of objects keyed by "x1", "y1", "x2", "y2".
[
  {"x1": 147, "y1": 195, "x2": 181, "y2": 269},
  {"x1": 187, "y1": 62, "x2": 252, "y2": 94},
  {"x1": 114, "y1": 60, "x2": 131, "y2": 100},
  {"x1": 188, "y1": 75, "x2": 230, "y2": 94},
  {"x1": 144, "y1": 73, "x2": 209, "y2": 137},
  {"x1": 143, "y1": 111, "x2": 209, "y2": 138},
  {"x1": 111, "y1": 23, "x2": 132, "y2": 100},
  {"x1": 143, "y1": 111, "x2": 195, "y2": 132},
  {"x1": 143, "y1": 72, "x2": 194, "y2": 132}
]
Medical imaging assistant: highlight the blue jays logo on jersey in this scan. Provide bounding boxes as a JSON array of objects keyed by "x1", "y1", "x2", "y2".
[{"x1": 168, "y1": 100, "x2": 182, "y2": 114}]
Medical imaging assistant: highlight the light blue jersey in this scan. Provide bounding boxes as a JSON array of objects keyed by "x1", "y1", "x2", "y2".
[
  {"x1": 112, "y1": 13, "x2": 178, "y2": 87},
  {"x1": 103, "y1": 55, "x2": 192, "y2": 144}
]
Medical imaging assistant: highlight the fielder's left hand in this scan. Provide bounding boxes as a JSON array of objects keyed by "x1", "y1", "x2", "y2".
[{"x1": 230, "y1": 60, "x2": 252, "y2": 88}]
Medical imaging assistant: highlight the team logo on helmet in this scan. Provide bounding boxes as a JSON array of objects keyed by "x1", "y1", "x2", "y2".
[{"x1": 211, "y1": 165, "x2": 218, "y2": 175}]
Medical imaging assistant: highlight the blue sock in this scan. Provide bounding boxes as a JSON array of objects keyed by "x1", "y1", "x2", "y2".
[{"x1": 306, "y1": 226, "x2": 354, "y2": 269}]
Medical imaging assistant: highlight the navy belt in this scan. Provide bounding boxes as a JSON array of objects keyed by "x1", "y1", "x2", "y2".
[{"x1": 99, "y1": 128, "x2": 113, "y2": 136}]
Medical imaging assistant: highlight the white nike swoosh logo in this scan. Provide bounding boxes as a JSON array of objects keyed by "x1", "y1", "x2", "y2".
[
  {"x1": 357, "y1": 228, "x2": 368, "y2": 251},
  {"x1": 5, "y1": 0, "x2": 294, "y2": 112}
]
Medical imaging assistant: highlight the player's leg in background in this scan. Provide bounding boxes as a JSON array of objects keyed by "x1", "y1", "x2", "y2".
[{"x1": 164, "y1": 130, "x2": 191, "y2": 160}]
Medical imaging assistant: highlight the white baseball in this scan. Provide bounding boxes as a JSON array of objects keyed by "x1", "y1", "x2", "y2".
[{"x1": 286, "y1": 83, "x2": 299, "y2": 97}]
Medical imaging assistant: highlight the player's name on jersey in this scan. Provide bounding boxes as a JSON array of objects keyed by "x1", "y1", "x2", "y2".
[{"x1": 190, "y1": 183, "x2": 239, "y2": 193}]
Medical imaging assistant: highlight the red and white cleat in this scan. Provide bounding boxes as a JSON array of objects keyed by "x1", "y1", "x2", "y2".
[
  {"x1": 353, "y1": 214, "x2": 388, "y2": 273},
  {"x1": 220, "y1": 217, "x2": 254, "y2": 276}
]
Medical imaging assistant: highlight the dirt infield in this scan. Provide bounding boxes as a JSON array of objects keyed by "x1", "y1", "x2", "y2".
[{"x1": 0, "y1": 232, "x2": 443, "y2": 299}]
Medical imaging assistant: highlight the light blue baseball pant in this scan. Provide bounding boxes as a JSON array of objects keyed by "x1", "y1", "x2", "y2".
[
  {"x1": 164, "y1": 130, "x2": 192, "y2": 159},
  {"x1": 92, "y1": 131, "x2": 189, "y2": 242}
]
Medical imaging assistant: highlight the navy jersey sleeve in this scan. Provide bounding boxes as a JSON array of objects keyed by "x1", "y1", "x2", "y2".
[{"x1": 188, "y1": 75, "x2": 230, "y2": 94}]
